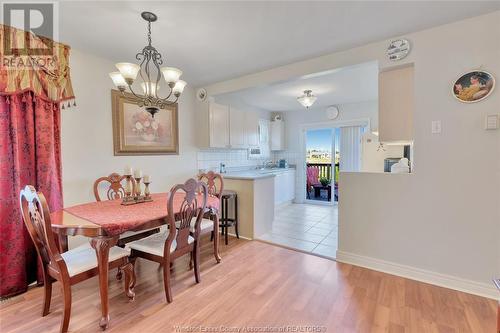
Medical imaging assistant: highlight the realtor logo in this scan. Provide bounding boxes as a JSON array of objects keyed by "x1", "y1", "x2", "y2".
[{"x1": 1, "y1": 2, "x2": 57, "y2": 68}]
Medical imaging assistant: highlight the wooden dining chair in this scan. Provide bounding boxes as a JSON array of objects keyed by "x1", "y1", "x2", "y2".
[
  {"x1": 198, "y1": 171, "x2": 224, "y2": 239},
  {"x1": 127, "y1": 178, "x2": 207, "y2": 303},
  {"x1": 199, "y1": 171, "x2": 237, "y2": 245},
  {"x1": 19, "y1": 185, "x2": 135, "y2": 333},
  {"x1": 93, "y1": 172, "x2": 134, "y2": 202}
]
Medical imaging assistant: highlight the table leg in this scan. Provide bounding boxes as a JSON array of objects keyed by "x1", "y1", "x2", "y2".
[
  {"x1": 58, "y1": 234, "x2": 68, "y2": 253},
  {"x1": 91, "y1": 236, "x2": 115, "y2": 330},
  {"x1": 213, "y1": 213, "x2": 221, "y2": 263}
]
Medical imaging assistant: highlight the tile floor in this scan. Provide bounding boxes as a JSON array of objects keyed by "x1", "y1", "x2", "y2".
[{"x1": 257, "y1": 203, "x2": 337, "y2": 259}]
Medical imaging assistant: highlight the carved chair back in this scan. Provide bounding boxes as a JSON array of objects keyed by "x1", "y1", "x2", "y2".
[
  {"x1": 19, "y1": 185, "x2": 66, "y2": 273},
  {"x1": 93, "y1": 173, "x2": 135, "y2": 201},
  {"x1": 165, "y1": 179, "x2": 207, "y2": 256},
  {"x1": 198, "y1": 171, "x2": 224, "y2": 198}
]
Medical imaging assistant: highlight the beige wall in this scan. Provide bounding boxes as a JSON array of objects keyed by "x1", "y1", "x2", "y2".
[
  {"x1": 62, "y1": 49, "x2": 199, "y2": 247},
  {"x1": 200, "y1": 11, "x2": 500, "y2": 297}
]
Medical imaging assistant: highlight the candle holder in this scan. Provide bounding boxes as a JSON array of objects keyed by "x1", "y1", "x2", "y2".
[
  {"x1": 134, "y1": 177, "x2": 145, "y2": 203},
  {"x1": 120, "y1": 173, "x2": 153, "y2": 205},
  {"x1": 121, "y1": 174, "x2": 136, "y2": 205},
  {"x1": 143, "y1": 182, "x2": 152, "y2": 202}
]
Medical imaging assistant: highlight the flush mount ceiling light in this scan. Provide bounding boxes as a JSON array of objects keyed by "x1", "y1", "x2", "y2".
[
  {"x1": 297, "y1": 90, "x2": 317, "y2": 109},
  {"x1": 109, "y1": 11, "x2": 186, "y2": 117}
]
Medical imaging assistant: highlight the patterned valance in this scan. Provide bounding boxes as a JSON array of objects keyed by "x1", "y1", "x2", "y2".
[{"x1": 0, "y1": 24, "x2": 75, "y2": 105}]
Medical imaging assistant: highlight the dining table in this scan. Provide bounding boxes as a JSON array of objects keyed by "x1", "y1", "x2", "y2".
[{"x1": 50, "y1": 192, "x2": 221, "y2": 330}]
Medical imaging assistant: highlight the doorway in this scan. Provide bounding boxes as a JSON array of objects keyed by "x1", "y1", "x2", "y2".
[
  {"x1": 305, "y1": 128, "x2": 339, "y2": 204},
  {"x1": 303, "y1": 122, "x2": 367, "y2": 205}
]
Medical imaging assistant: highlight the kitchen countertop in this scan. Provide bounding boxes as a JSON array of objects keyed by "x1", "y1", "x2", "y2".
[{"x1": 222, "y1": 167, "x2": 295, "y2": 180}]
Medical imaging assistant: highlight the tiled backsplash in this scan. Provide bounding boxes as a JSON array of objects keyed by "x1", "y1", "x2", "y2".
[
  {"x1": 272, "y1": 151, "x2": 300, "y2": 166},
  {"x1": 197, "y1": 149, "x2": 301, "y2": 172},
  {"x1": 197, "y1": 149, "x2": 264, "y2": 172}
]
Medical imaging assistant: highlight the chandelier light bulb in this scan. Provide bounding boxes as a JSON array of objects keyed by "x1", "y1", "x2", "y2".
[{"x1": 141, "y1": 81, "x2": 159, "y2": 96}]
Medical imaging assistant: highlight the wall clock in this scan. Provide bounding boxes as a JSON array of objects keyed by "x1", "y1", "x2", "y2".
[
  {"x1": 387, "y1": 39, "x2": 411, "y2": 61},
  {"x1": 326, "y1": 105, "x2": 339, "y2": 120}
]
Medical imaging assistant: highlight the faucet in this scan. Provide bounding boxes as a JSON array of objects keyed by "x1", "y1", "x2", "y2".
[
  {"x1": 264, "y1": 160, "x2": 274, "y2": 169},
  {"x1": 219, "y1": 162, "x2": 226, "y2": 173}
]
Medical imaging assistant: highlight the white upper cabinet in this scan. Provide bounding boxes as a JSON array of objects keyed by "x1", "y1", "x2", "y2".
[
  {"x1": 245, "y1": 112, "x2": 260, "y2": 147},
  {"x1": 205, "y1": 102, "x2": 261, "y2": 149},
  {"x1": 378, "y1": 65, "x2": 414, "y2": 143},
  {"x1": 259, "y1": 119, "x2": 270, "y2": 144},
  {"x1": 229, "y1": 107, "x2": 247, "y2": 148},
  {"x1": 271, "y1": 120, "x2": 285, "y2": 151},
  {"x1": 208, "y1": 102, "x2": 230, "y2": 148}
]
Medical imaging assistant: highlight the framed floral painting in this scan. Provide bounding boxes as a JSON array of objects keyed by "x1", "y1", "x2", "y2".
[{"x1": 111, "y1": 90, "x2": 179, "y2": 155}]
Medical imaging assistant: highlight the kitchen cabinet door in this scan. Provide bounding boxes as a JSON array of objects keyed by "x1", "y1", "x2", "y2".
[
  {"x1": 285, "y1": 170, "x2": 296, "y2": 202},
  {"x1": 209, "y1": 102, "x2": 230, "y2": 148},
  {"x1": 271, "y1": 120, "x2": 285, "y2": 151},
  {"x1": 246, "y1": 112, "x2": 260, "y2": 147},
  {"x1": 274, "y1": 173, "x2": 286, "y2": 205},
  {"x1": 259, "y1": 119, "x2": 270, "y2": 144},
  {"x1": 274, "y1": 170, "x2": 296, "y2": 206},
  {"x1": 229, "y1": 107, "x2": 247, "y2": 148}
]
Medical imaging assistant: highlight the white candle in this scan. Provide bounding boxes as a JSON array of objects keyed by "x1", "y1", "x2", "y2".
[
  {"x1": 134, "y1": 169, "x2": 142, "y2": 178},
  {"x1": 124, "y1": 166, "x2": 132, "y2": 175},
  {"x1": 143, "y1": 175, "x2": 150, "y2": 183}
]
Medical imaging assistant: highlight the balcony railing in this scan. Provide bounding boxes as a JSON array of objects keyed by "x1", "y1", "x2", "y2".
[{"x1": 306, "y1": 162, "x2": 339, "y2": 183}]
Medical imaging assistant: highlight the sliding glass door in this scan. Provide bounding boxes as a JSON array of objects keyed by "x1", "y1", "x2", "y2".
[{"x1": 304, "y1": 125, "x2": 365, "y2": 204}]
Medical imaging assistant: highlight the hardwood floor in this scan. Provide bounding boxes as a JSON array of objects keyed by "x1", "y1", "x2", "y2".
[{"x1": 0, "y1": 237, "x2": 496, "y2": 333}]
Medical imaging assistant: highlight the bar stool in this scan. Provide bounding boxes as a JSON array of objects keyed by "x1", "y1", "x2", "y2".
[{"x1": 220, "y1": 190, "x2": 239, "y2": 245}]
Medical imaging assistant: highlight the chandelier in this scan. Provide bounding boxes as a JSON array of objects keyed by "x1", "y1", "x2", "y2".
[
  {"x1": 109, "y1": 12, "x2": 186, "y2": 117},
  {"x1": 297, "y1": 90, "x2": 317, "y2": 109}
]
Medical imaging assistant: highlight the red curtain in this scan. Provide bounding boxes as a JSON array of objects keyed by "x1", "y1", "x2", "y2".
[{"x1": 0, "y1": 91, "x2": 63, "y2": 297}]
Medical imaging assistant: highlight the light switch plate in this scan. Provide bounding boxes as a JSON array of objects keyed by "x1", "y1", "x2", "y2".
[
  {"x1": 485, "y1": 114, "x2": 499, "y2": 130},
  {"x1": 431, "y1": 120, "x2": 441, "y2": 134}
]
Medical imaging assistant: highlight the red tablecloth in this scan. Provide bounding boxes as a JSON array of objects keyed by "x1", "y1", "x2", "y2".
[{"x1": 64, "y1": 192, "x2": 219, "y2": 236}]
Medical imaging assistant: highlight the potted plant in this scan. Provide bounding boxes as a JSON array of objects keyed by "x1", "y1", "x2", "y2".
[{"x1": 319, "y1": 177, "x2": 331, "y2": 187}]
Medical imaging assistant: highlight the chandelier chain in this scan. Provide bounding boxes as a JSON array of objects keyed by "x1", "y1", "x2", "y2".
[{"x1": 147, "y1": 20, "x2": 152, "y2": 46}]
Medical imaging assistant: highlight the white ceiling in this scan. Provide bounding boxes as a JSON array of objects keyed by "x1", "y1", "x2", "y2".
[
  {"x1": 216, "y1": 61, "x2": 379, "y2": 111},
  {"x1": 59, "y1": 1, "x2": 500, "y2": 87}
]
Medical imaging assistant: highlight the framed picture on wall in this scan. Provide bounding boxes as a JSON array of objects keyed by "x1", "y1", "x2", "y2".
[
  {"x1": 111, "y1": 90, "x2": 179, "y2": 155},
  {"x1": 452, "y1": 70, "x2": 495, "y2": 103}
]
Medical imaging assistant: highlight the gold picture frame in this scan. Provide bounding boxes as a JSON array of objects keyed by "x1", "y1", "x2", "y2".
[{"x1": 111, "y1": 90, "x2": 179, "y2": 155}]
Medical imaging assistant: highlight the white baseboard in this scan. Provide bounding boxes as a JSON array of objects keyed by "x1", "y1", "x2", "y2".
[
  {"x1": 274, "y1": 200, "x2": 293, "y2": 210},
  {"x1": 226, "y1": 232, "x2": 253, "y2": 241},
  {"x1": 336, "y1": 250, "x2": 498, "y2": 300}
]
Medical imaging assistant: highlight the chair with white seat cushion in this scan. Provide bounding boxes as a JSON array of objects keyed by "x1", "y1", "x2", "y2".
[
  {"x1": 128, "y1": 178, "x2": 208, "y2": 303},
  {"x1": 19, "y1": 185, "x2": 135, "y2": 333},
  {"x1": 127, "y1": 231, "x2": 194, "y2": 257},
  {"x1": 61, "y1": 243, "x2": 131, "y2": 277}
]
